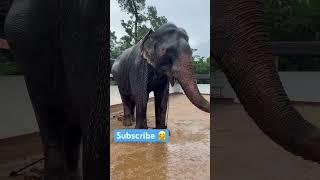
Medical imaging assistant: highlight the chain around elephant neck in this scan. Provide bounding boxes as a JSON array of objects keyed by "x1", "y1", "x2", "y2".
[{"x1": 165, "y1": 86, "x2": 170, "y2": 128}]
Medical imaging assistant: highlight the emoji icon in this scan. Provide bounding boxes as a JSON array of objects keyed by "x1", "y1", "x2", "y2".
[{"x1": 158, "y1": 131, "x2": 166, "y2": 140}]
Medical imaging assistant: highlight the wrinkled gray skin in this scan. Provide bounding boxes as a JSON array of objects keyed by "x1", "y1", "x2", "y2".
[
  {"x1": 212, "y1": 0, "x2": 320, "y2": 163},
  {"x1": 112, "y1": 23, "x2": 210, "y2": 129},
  {"x1": 2, "y1": 0, "x2": 109, "y2": 179}
]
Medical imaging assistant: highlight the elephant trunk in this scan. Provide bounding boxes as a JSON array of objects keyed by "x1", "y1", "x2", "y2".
[
  {"x1": 213, "y1": 0, "x2": 320, "y2": 163},
  {"x1": 172, "y1": 52, "x2": 210, "y2": 113}
]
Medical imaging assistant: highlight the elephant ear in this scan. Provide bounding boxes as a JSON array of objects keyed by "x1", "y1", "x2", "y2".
[{"x1": 139, "y1": 30, "x2": 154, "y2": 66}]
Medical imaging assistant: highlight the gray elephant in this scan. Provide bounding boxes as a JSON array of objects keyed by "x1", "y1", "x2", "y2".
[
  {"x1": 111, "y1": 23, "x2": 210, "y2": 129},
  {"x1": 212, "y1": 0, "x2": 320, "y2": 163},
  {"x1": 2, "y1": 0, "x2": 109, "y2": 179}
]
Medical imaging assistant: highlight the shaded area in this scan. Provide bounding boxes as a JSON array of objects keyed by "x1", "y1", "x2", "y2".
[
  {"x1": 110, "y1": 94, "x2": 210, "y2": 179},
  {"x1": 0, "y1": 133, "x2": 43, "y2": 180},
  {"x1": 213, "y1": 100, "x2": 320, "y2": 180}
]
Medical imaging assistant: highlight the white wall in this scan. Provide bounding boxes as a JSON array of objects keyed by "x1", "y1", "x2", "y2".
[
  {"x1": 280, "y1": 72, "x2": 320, "y2": 102},
  {"x1": 212, "y1": 71, "x2": 320, "y2": 103},
  {"x1": 2, "y1": 72, "x2": 318, "y2": 139},
  {"x1": 0, "y1": 76, "x2": 209, "y2": 139},
  {"x1": 173, "y1": 83, "x2": 210, "y2": 95},
  {"x1": 0, "y1": 76, "x2": 38, "y2": 139},
  {"x1": 110, "y1": 84, "x2": 183, "y2": 106}
]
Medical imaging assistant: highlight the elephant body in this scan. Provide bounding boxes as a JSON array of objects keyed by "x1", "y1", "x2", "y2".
[
  {"x1": 112, "y1": 23, "x2": 210, "y2": 129},
  {"x1": 3, "y1": 0, "x2": 109, "y2": 179},
  {"x1": 112, "y1": 42, "x2": 169, "y2": 128}
]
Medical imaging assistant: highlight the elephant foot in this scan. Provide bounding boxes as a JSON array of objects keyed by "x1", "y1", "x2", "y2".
[
  {"x1": 44, "y1": 174, "x2": 64, "y2": 180},
  {"x1": 155, "y1": 126, "x2": 170, "y2": 136},
  {"x1": 135, "y1": 124, "x2": 148, "y2": 129},
  {"x1": 67, "y1": 175, "x2": 81, "y2": 180},
  {"x1": 122, "y1": 118, "x2": 133, "y2": 126},
  {"x1": 156, "y1": 125, "x2": 167, "y2": 129}
]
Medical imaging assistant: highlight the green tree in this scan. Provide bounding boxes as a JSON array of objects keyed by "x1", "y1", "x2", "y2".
[
  {"x1": 110, "y1": 31, "x2": 122, "y2": 59},
  {"x1": 117, "y1": 0, "x2": 146, "y2": 43},
  {"x1": 264, "y1": 0, "x2": 320, "y2": 41},
  {"x1": 111, "y1": 1, "x2": 168, "y2": 59},
  {"x1": 117, "y1": 2, "x2": 167, "y2": 46},
  {"x1": 146, "y1": 6, "x2": 168, "y2": 30},
  {"x1": 192, "y1": 55, "x2": 210, "y2": 74},
  {"x1": 264, "y1": 0, "x2": 320, "y2": 71}
]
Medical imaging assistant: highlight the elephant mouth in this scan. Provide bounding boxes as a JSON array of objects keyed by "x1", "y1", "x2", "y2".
[{"x1": 169, "y1": 76, "x2": 176, "y2": 86}]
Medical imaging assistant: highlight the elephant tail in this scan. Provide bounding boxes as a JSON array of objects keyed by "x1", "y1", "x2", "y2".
[{"x1": 0, "y1": 0, "x2": 13, "y2": 39}]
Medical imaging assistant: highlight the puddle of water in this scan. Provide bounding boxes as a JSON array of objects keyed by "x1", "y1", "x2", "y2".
[{"x1": 110, "y1": 95, "x2": 210, "y2": 180}]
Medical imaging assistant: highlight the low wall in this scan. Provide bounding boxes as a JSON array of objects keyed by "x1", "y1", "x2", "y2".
[
  {"x1": 0, "y1": 75, "x2": 209, "y2": 139},
  {"x1": 0, "y1": 76, "x2": 38, "y2": 139},
  {"x1": 4, "y1": 71, "x2": 316, "y2": 139},
  {"x1": 110, "y1": 84, "x2": 183, "y2": 106},
  {"x1": 213, "y1": 71, "x2": 320, "y2": 103}
]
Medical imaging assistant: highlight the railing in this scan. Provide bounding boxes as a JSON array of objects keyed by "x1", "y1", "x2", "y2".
[{"x1": 271, "y1": 41, "x2": 320, "y2": 56}]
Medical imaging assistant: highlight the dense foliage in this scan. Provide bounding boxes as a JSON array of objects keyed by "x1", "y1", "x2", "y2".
[
  {"x1": 264, "y1": 0, "x2": 320, "y2": 71},
  {"x1": 111, "y1": 0, "x2": 168, "y2": 59},
  {"x1": 265, "y1": 0, "x2": 320, "y2": 41}
]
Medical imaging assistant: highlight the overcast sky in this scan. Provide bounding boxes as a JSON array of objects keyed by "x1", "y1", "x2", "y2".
[{"x1": 110, "y1": 0, "x2": 210, "y2": 57}]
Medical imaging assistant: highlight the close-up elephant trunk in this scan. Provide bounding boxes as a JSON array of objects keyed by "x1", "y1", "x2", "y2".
[
  {"x1": 172, "y1": 48, "x2": 210, "y2": 113},
  {"x1": 212, "y1": 0, "x2": 320, "y2": 163},
  {"x1": 146, "y1": 29, "x2": 210, "y2": 114}
]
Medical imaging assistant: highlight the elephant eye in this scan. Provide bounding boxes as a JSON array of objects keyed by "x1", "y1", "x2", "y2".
[
  {"x1": 159, "y1": 55, "x2": 173, "y2": 66},
  {"x1": 166, "y1": 48, "x2": 177, "y2": 55}
]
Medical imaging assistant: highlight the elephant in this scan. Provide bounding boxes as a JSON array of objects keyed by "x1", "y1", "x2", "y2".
[
  {"x1": 111, "y1": 23, "x2": 210, "y2": 129},
  {"x1": 212, "y1": 0, "x2": 320, "y2": 163},
  {"x1": 2, "y1": 0, "x2": 109, "y2": 179}
]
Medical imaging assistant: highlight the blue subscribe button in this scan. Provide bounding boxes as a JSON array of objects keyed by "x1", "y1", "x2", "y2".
[{"x1": 114, "y1": 129, "x2": 169, "y2": 143}]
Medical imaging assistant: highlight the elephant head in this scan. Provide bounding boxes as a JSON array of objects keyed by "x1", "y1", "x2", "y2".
[
  {"x1": 140, "y1": 23, "x2": 210, "y2": 113},
  {"x1": 212, "y1": 0, "x2": 320, "y2": 163}
]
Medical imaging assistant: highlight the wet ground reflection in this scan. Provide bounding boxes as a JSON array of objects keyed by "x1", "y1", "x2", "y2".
[{"x1": 110, "y1": 94, "x2": 210, "y2": 179}]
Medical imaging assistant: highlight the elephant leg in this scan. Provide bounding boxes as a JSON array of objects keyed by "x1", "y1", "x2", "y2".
[
  {"x1": 31, "y1": 99, "x2": 68, "y2": 180},
  {"x1": 120, "y1": 94, "x2": 135, "y2": 126},
  {"x1": 42, "y1": 117, "x2": 65, "y2": 180},
  {"x1": 135, "y1": 94, "x2": 148, "y2": 129},
  {"x1": 58, "y1": 2, "x2": 109, "y2": 179},
  {"x1": 154, "y1": 83, "x2": 169, "y2": 129},
  {"x1": 130, "y1": 97, "x2": 136, "y2": 122},
  {"x1": 24, "y1": 77, "x2": 69, "y2": 180},
  {"x1": 5, "y1": 6, "x2": 69, "y2": 179},
  {"x1": 62, "y1": 123, "x2": 82, "y2": 180}
]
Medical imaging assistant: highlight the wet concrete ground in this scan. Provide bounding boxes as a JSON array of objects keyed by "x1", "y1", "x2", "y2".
[
  {"x1": 0, "y1": 94, "x2": 210, "y2": 180},
  {"x1": 213, "y1": 100, "x2": 320, "y2": 180},
  {"x1": 110, "y1": 94, "x2": 210, "y2": 180},
  {"x1": 3, "y1": 95, "x2": 319, "y2": 180},
  {"x1": 0, "y1": 133, "x2": 43, "y2": 180}
]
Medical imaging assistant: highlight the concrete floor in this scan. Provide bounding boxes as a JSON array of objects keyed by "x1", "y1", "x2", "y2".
[
  {"x1": 1, "y1": 94, "x2": 320, "y2": 180},
  {"x1": 110, "y1": 94, "x2": 210, "y2": 180},
  {"x1": 0, "y1": 133, "x2": 43, "y2": 180},
  {"x1": 0, "y1": 94, "x2": 210, "y2": 180},
  {"x1": 213, "y1": 100, "x2": 320, "y2": 180}
]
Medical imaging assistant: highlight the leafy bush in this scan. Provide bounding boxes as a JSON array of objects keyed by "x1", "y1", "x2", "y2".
[{"x1": 0, "y1": 61, "x2": 22, "y2": 75}]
